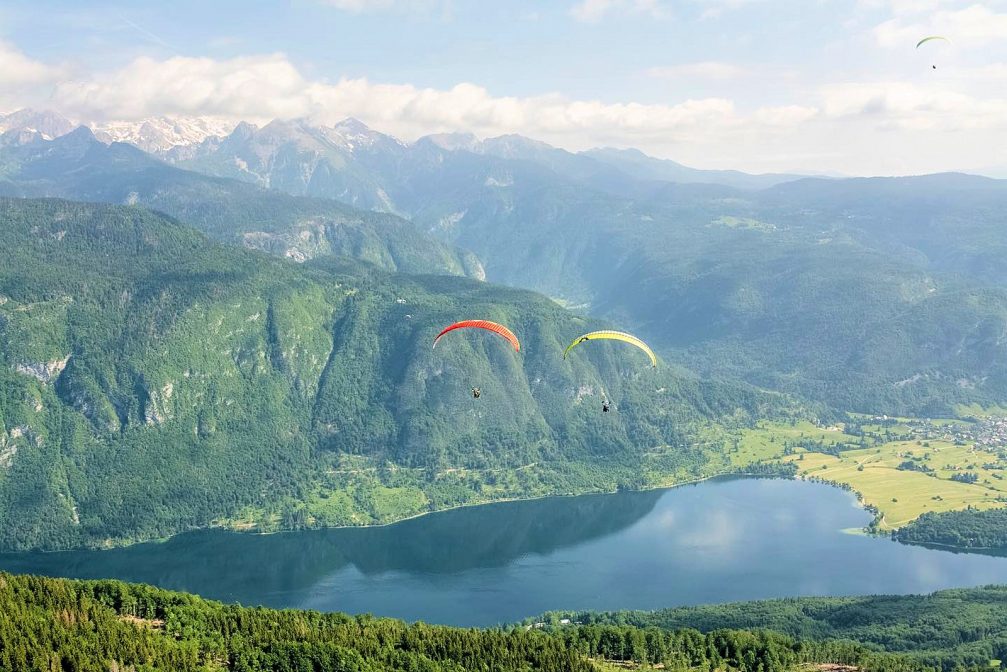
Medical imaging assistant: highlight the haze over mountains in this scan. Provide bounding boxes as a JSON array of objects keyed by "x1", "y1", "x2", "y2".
[
  {"x1": 0, "y1": 108, "x2": 804, "y2": 195},
  {"x1": 3, "y1": 108, "x2": 1007, "y2": 416}
]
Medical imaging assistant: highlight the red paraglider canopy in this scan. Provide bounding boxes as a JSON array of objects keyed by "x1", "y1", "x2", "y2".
[{"x1": 432, "y1": 320, "x2": 521, "y2": 352}]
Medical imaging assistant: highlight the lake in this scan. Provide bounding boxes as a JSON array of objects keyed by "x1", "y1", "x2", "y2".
[{"x1": 4, "y1": 477, "x2": 1007, "y2": 626}]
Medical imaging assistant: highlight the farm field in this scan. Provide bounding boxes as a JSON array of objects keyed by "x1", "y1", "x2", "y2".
[{"x1": 729, "y1": 419, "x2": 1007, "y2": 530}]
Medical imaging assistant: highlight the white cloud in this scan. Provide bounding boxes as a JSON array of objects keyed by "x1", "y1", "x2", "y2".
[
  {"x1": 874, "y1": 3, "x2": 1007, "y2": 48},
  {"x1": 753, "y1": 104, "x2": 819, "y2": 126},
  {"x1": 858, "y1": 0, "x2": 947, "y2": 15},
  {"x1": 0, "y1": 41, "x2": 1003, "y2": 175},
  {"x1": 570, "y1": 0, "x2": 670, "y2": 22},
  {"x1": 47, "y1": 52, "x2": 749, "y2": 144},
  {"x1": 820, "y1": 80, "x2": 1007, "y2": 130},
  {"x1": 647, "y1": 61, "x2": 749, "y2": 80},
  {"x1": 38, "y1": 49, "x2": 1007, "y2": 174},
  {"x1": 53, "y1": 54, "x2": 312, "y2": 123},
  {"x1": 303, "y1": 79, "x2": 741, "y2": 145},
  {"x1": 694, "y1": 0, "x2": 765, "y2": 20},
  {"x1": 0, "y1": 41, "x2": 70, "y2": 113},
  {"x1": 0, "y1": 41, "x2": 67, "y2": 88},
  {"x1": 944, "y1": 61, "x2": 1007, "y2": 80}
]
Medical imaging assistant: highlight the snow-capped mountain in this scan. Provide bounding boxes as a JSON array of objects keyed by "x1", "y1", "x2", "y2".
[
  {"x1": 0, "y1": 109, "x2": 76, "y2": 143},
  {"x1": 89, "y1": 116, "x2": 238, "y2": 156},
  {"x1": 0, "y1": 109, "x2": 234, "y2": 155}
]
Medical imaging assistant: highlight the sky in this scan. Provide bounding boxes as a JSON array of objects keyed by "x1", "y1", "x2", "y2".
[{"x1": 0, "y1": 0, "x2": 1005, "y2": 175}]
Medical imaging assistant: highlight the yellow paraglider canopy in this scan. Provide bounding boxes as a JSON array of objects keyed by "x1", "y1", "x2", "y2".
[{"x1": 563, "y1": 330, "x2": 657, "y2": 368}]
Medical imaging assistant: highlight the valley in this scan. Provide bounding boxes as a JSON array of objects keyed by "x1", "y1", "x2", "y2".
[{"x1": 4, "y1": 3, "x2": 1007, "y2": 670}]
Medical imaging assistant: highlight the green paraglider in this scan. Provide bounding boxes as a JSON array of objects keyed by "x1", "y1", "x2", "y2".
[
  {"x1": 916, "y1": 35, "x2": 950, "y2": 69},
  {"x1": 918, "y1": 36, "x2": 946, "y2": 48}
]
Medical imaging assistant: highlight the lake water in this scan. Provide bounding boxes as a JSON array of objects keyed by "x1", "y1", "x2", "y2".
[{"x1": 4, "y1": 477, "x2": 1007, "y2": 626}]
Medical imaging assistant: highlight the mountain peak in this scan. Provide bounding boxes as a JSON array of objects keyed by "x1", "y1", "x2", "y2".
[
  {"x1": 0, "y1": 108, "x2": 76, "y2": 140},
  {"x1": 229, "y1": 120, "x2": 259, "y2": 140},
  {"x1": 89, "y1": 116, "x2": 237, "y2": 155},
  {"x1": 485, "y1": 133, "x2": 549, "y2": 147},
  {"x1": 329, "y1": 117, "x2": 403, "y2": 151},
  {"x1": 62, "y1": 125, "x2": 98, "y2": 142},
  {"x1": 419, "y1": 132, "x2": 482, "y2": 152},
  {"x1": 333, "y1": 117, "x2": 372, "y2": 134}
]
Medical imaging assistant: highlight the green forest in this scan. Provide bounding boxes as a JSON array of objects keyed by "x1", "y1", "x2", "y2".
[
  {"x1": 896, "y1": 508, "x2": 1007, "y2": 549},
  {"x1": 539, "y1": 585, "x2": 1007, "y2": 671},
  {"x1": 0, "y1": 197, "x2": 795, "y2": 551},
  {"x1": 1, "y1": 572, "x2": 999, "y2": 672}
]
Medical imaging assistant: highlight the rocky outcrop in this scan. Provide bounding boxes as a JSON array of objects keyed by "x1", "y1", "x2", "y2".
[
  {"x1": 14, "y1": 354, "x2": 70, "y2": 384},
  {"x1": 0, "y1": 425, "x2": 39, "y2": 469},
  {"x1": 144, "y1": 382, "x2": 174, "y2": 426}
]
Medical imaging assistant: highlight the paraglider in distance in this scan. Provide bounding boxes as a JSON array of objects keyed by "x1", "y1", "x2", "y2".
[
  {"x1": 916, "y1": 35, "x2": 950, "y2": 69},
  {"x1": 432, "y1": 320, "x2": 521, "y2": 352},
  {"x1": 916, "y1": 35, "x2": 950, "y2": 48},
  {"x1": 563, "y1": 330, "x2": 657, "y2": 368}
]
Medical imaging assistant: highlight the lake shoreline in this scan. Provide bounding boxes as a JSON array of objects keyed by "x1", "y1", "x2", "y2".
[
  {"x1": 6, "y1": 476, "x2": 1007, "y2": 627},
  {"x1": 13, "y1": 469, "x2": 984, "y2": 557},
  {"x1": 212, "y1": 471, "x2": 774, "y2": 542},
  {"x1": 11, "y1": 470, "x2": 781, "y2": 555}
]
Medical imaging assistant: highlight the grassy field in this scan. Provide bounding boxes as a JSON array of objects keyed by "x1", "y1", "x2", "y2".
[
  {"x1": 791, "y1": 449, "x2": 1002, "y2": 529},
  {"x1": 730, "y1": 420, "x2": 857, "y2": 466},
  {"x1": 724, "y1": 419, "x2": 1007, "y2": 531},
  {"x1": 954, "y1": 403, "x2": 1007, "y2": 418}
]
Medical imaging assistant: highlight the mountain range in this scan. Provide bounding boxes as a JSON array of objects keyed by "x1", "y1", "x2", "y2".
[
  {"x1": 3, "y1": 109, "x2": 1007, "y2": 415},
  {"x1": 0, "y1": 125, "x2": 481, "y2": 278}
]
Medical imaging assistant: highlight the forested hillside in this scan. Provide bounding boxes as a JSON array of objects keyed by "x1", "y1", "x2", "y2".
[
  {"x1": 541, "y1": 585, "x2": 1007, "y2": 671},
  {"x1": 415, "y1": 170, "x2": 1007, "y2": 415},
  {"x1": 0, "y1": 572, "x2": 985, "y2": 672},
  {"x1": 0, "y1": 198, "x2": 786, "y2": 550}
]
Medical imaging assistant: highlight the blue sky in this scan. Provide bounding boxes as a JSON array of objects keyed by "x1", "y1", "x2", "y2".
[{"x1": 1, "y1": 0, "x2": 1005, "y2": 175}]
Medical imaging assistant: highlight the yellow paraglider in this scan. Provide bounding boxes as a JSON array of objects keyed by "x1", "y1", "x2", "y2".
[{"x1": 563, "y1": 331, "x2": 657, "y2": 368}]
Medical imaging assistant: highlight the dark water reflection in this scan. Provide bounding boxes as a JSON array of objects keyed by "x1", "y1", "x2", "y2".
[{"x1": 4, "y1": 478, "x2": 1007, "y2": 626}]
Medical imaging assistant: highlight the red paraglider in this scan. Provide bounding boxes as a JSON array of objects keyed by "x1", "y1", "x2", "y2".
[{"x1": 432, "y1": 320, "x2": 521, "y2": 352}]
